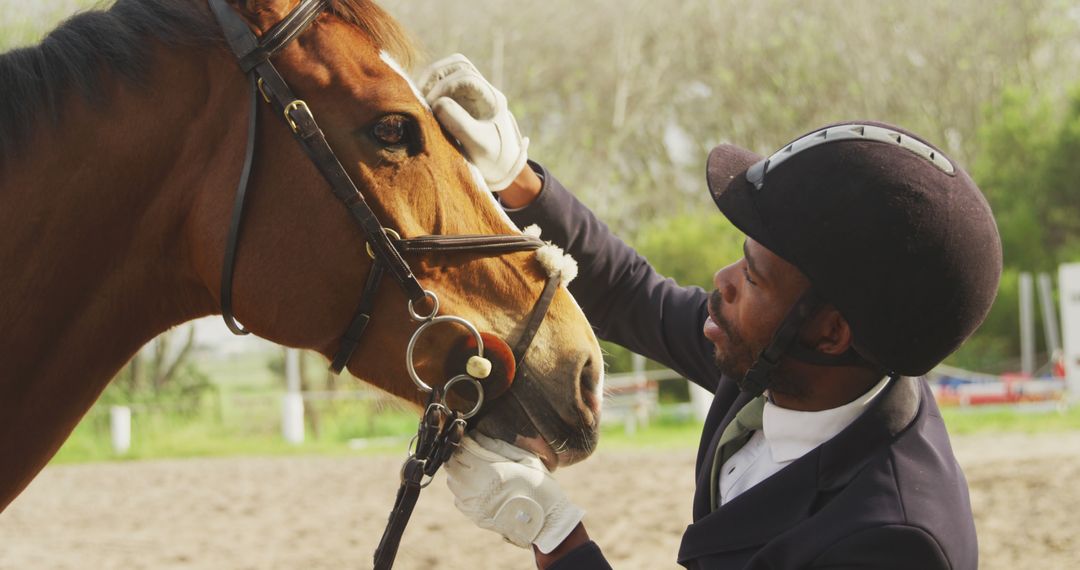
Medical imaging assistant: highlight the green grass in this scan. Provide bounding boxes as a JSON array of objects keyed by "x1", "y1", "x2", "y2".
[
  {"x1": 599, "y1": 418, "x2": 704, "y2": 450},
  {"x1": 50, "y1": 397, "x2": 420, "y2": 464},
  {"x1": 595, "y1": 402, "x2": 1080, "y2": 451},
  {"x1": 939, "y1": 402, "x2": 1080, "y2": 435},
  {"x1": 48, "y1": 398, "x2": 1080, "y2": 465},
  {"x1": 52, "y1": 419, "x2": 355, "y2": 464}
]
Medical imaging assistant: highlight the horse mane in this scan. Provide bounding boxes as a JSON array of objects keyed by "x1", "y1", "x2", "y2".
[
  {"x1": 329, "y1": 0, "x2": 417, "y2": 68},
  {"x1": 0, "y1": 0, "x2": 416, "y2": 160}
]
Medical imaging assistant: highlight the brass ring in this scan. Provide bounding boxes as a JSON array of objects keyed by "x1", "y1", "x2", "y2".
[{"x1": 366, "y1": 228, "x2": 402, "y2": 260}]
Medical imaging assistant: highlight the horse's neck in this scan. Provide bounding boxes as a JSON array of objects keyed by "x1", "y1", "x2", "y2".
[{"x1": 0, "y1": 47, "x2": 242, "y2": 506}]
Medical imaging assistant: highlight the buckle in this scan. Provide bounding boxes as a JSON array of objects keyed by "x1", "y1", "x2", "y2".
[{"x1": 283, "y1": 99, "x2": 310, "y2": 133}]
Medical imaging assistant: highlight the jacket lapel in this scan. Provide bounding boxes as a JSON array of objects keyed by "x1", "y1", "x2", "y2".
[
  {"x1": 680, "y1": 449, "x2": 822, "y2": 563},
  {"x1": 691, "y1": 383, "x2": 753, "y2": 519},
  {"x1": 679, "y1": 376, "x2": 923, "y2": 562}
]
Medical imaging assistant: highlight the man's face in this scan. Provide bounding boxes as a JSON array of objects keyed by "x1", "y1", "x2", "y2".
[{"x1": 704, "y1": 238, "x2": 810, "y2": 390}]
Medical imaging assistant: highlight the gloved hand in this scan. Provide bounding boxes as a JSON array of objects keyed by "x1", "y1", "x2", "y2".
[
  {"x1": 418, "y1": 54, "x2": 529, "y2": 191},
  {"x1": 444, "y1": 433, "x2": 584, "y2": 554}
]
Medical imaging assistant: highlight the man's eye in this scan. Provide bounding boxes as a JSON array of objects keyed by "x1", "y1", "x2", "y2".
[
  {"x1": 372, "y1": 115, "x2": 409, "y2": 146},
  {"x1": 742, "y1": 267, "x2": 757, "y2": 286}
]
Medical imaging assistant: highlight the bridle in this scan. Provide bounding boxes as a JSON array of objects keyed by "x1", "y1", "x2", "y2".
[{"x1": 208, "y1": 0, "x2": 563, "y2": 567}]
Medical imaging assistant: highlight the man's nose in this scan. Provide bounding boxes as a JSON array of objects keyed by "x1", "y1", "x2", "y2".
[{"x1": 714, "y1": 265, "x2": 738, "y2": 304}]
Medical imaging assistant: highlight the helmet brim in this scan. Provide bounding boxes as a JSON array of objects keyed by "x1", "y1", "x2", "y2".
[{"x1": 706, "y1": 144, "x2": 779, "y2": 255}]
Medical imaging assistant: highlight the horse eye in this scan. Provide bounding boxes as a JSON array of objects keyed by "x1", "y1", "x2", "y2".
[{"x1": 372, "y1": 115, "x2": 409, "y2": 147}]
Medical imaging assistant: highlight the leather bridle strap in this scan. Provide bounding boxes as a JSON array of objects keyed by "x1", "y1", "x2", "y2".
[
  {"x1": 213, "y1": 0, "x2": 425, "y2": 336},
  {"x1": 396, "y1": 234, "x2": 546, "y2": 254},
  {"x1": 328, "y1": 233, "x2": 547, "y2": 374},
  {"x1": 251, "y1": 47, "x2": 425, "y2": 302},
  {"x1": 329, "y1": 259, "x2": 387, "y2": 373},
  {"x1": 210, "y1": 0, "x2": 324, "y2": 74},
  {"x1": 512, "y1": 272, "x2": 561, "y2": 365},
  {"x1": 373, "y1": 457, "x2": 426, "y2": 570},
  {"x1": 219, "y1": 73, "x2": 259, "y2": 334},
  {"x1": 238, "y1": 0, "x2": 325, "y2": 72}
]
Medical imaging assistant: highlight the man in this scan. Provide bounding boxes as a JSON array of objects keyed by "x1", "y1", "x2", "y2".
[{"x1": 421, "y1": 55, "x2": 1002, "y2": 569}]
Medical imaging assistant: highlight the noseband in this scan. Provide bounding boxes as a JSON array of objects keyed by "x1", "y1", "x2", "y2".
[{"x1": 209, "y1": 1, "x2": 561, "y2": 566}]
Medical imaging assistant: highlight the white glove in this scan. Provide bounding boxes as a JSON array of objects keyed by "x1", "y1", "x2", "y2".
[
  {"x1": 418, "y1": 54, "x2": 529, "y2": 191},
  {"x1": 444, "y1": 434, "x2": 584, "y2": 554}
]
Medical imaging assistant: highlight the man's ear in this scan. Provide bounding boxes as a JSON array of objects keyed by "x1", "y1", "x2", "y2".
[{"x1": 801, "y1": 305, "x2": 854, "y2": 356}]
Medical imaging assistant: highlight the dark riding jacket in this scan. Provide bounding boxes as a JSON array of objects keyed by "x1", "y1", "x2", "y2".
[{"x1": 505, "y1": 162, "x2": 978, "y2": 570}]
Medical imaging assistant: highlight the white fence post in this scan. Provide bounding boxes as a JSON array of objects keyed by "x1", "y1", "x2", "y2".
[
  {"x1": 1059, "y1": 264, "x2": 1080, "y2": 404},
  {"x1": 1038, "y1": 273, "x2": 1062, "y2": 356},
  {"x1": 1020, "y1": 272, "x2": 1035, "y2": 375},
  {"x1": 109, "y1": 405, "x2": 131, "y2": 455}
]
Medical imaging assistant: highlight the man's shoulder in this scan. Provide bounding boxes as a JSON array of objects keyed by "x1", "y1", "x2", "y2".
[
  {"x1": 780, "y1": 377, "x2": 976, "y2": 569},
  {"x1": 827, "y1": 379, "x2": 977, "y2": 569},
  {"x1": 834, "y1": 377, "x2": 971, "y2": 514}
]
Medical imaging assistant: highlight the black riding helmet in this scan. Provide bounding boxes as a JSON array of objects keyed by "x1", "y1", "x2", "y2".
[{"x1": 706, "y1": 121, "x2": 1002, "y2": 395}]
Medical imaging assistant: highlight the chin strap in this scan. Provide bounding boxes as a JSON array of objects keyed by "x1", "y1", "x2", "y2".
[{"x1": 740, "y1": 289, "x2": 879, "y2": 397}]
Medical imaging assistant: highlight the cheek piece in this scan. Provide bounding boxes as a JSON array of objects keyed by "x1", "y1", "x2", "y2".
[{"x1": 740, "y1": 288, "x2": 876, "y2": 397}]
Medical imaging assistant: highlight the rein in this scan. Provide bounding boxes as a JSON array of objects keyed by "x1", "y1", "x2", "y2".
[{"x1": 208, "y1": 1, "x2": 561, "y2": 567}]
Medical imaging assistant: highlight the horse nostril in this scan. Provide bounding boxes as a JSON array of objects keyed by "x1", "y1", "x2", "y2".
[{"x1": 578, "y1": 355, "x2": 602, "y2": 422}]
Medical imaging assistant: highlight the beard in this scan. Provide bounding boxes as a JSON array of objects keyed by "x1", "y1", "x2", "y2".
[
  {"x1": 709, "y1": 289, "x2": 810, "y2": 399},
  {"x1": 709, "y1": 289, "x2": 757, "y2": 383}
]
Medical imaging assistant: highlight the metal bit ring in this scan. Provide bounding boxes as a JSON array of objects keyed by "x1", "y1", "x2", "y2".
[
  {"x1": 407, "y1": 290, "x2": 440, "y2": 322},
  {"x1": 406, "y1": 316, "x2": 486, "y2": 393},
  {"x1": 442, "y1": 375, "x2": 484, "y2": 420}
]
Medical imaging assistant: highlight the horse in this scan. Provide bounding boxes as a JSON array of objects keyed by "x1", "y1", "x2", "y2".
[{"x1": 0, "y1": 0, "x2": 604, "y2": 512}]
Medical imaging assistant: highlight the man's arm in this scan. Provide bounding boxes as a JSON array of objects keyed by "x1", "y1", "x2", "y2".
[
  {"x1": 504, "y1": 163, "x2": 718, "y2": 390},
  {"x1": 533, "y1": 524, "x2": 612, "y2": 570}
]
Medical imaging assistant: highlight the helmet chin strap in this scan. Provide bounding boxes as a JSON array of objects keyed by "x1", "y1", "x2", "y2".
[{"x1": 740, "y1": 289, "x2": 874, "y2": 397}]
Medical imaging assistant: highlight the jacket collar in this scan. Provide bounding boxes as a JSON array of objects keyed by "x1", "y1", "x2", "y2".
[
  {"x1": 679, "y1": 375, "x2": 922, "y2": 562},
  {"x1": 816, "y1": 374, "x2": 920, "y2": 490}
]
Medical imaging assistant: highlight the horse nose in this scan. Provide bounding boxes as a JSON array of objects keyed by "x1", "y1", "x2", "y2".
[{"x1": 577, "y1": 353, "x2": 603, "y2": 426}]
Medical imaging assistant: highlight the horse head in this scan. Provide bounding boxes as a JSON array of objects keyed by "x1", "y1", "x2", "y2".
[{"x1": 194, "y1": 0, "x2": 604, "y2": 467}]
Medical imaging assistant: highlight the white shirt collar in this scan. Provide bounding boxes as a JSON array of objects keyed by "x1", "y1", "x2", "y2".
[{"x1": 761, "y1": 376, "x2": 892, "y2": 463}]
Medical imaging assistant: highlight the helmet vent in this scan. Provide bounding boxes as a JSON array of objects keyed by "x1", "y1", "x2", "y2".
[{"x1": 748, "y1": 123, "x2": 957, "y2": 188}]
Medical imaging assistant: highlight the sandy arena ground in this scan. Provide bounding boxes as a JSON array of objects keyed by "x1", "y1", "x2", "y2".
[{"x1": 2, "y1": 432, "x2": 1080, "y2": 569}]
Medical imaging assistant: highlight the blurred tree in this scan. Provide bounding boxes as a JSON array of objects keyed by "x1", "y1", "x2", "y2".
[
  {"x1": 973, "y1": 87, "x2": 1057, "y2": 271},
  {"x1": 953, "y1": 82, "x2": 1080, "y2": 371},
  {"x1": 390, "y1": 0, "x2": 1080, "y2": 236},
  {"x1": 106, "y1": 325, "x2": 211, "y2": 413},
  {"x1": 1041, "y1": 86, "x2": 1080, "y2": 261},
  {"x1": 0, "y1": 0, "x2": 99, "y2": 51},
  {"x1": 633, "y1": 213, "x2": 744, "y2": 290}
]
